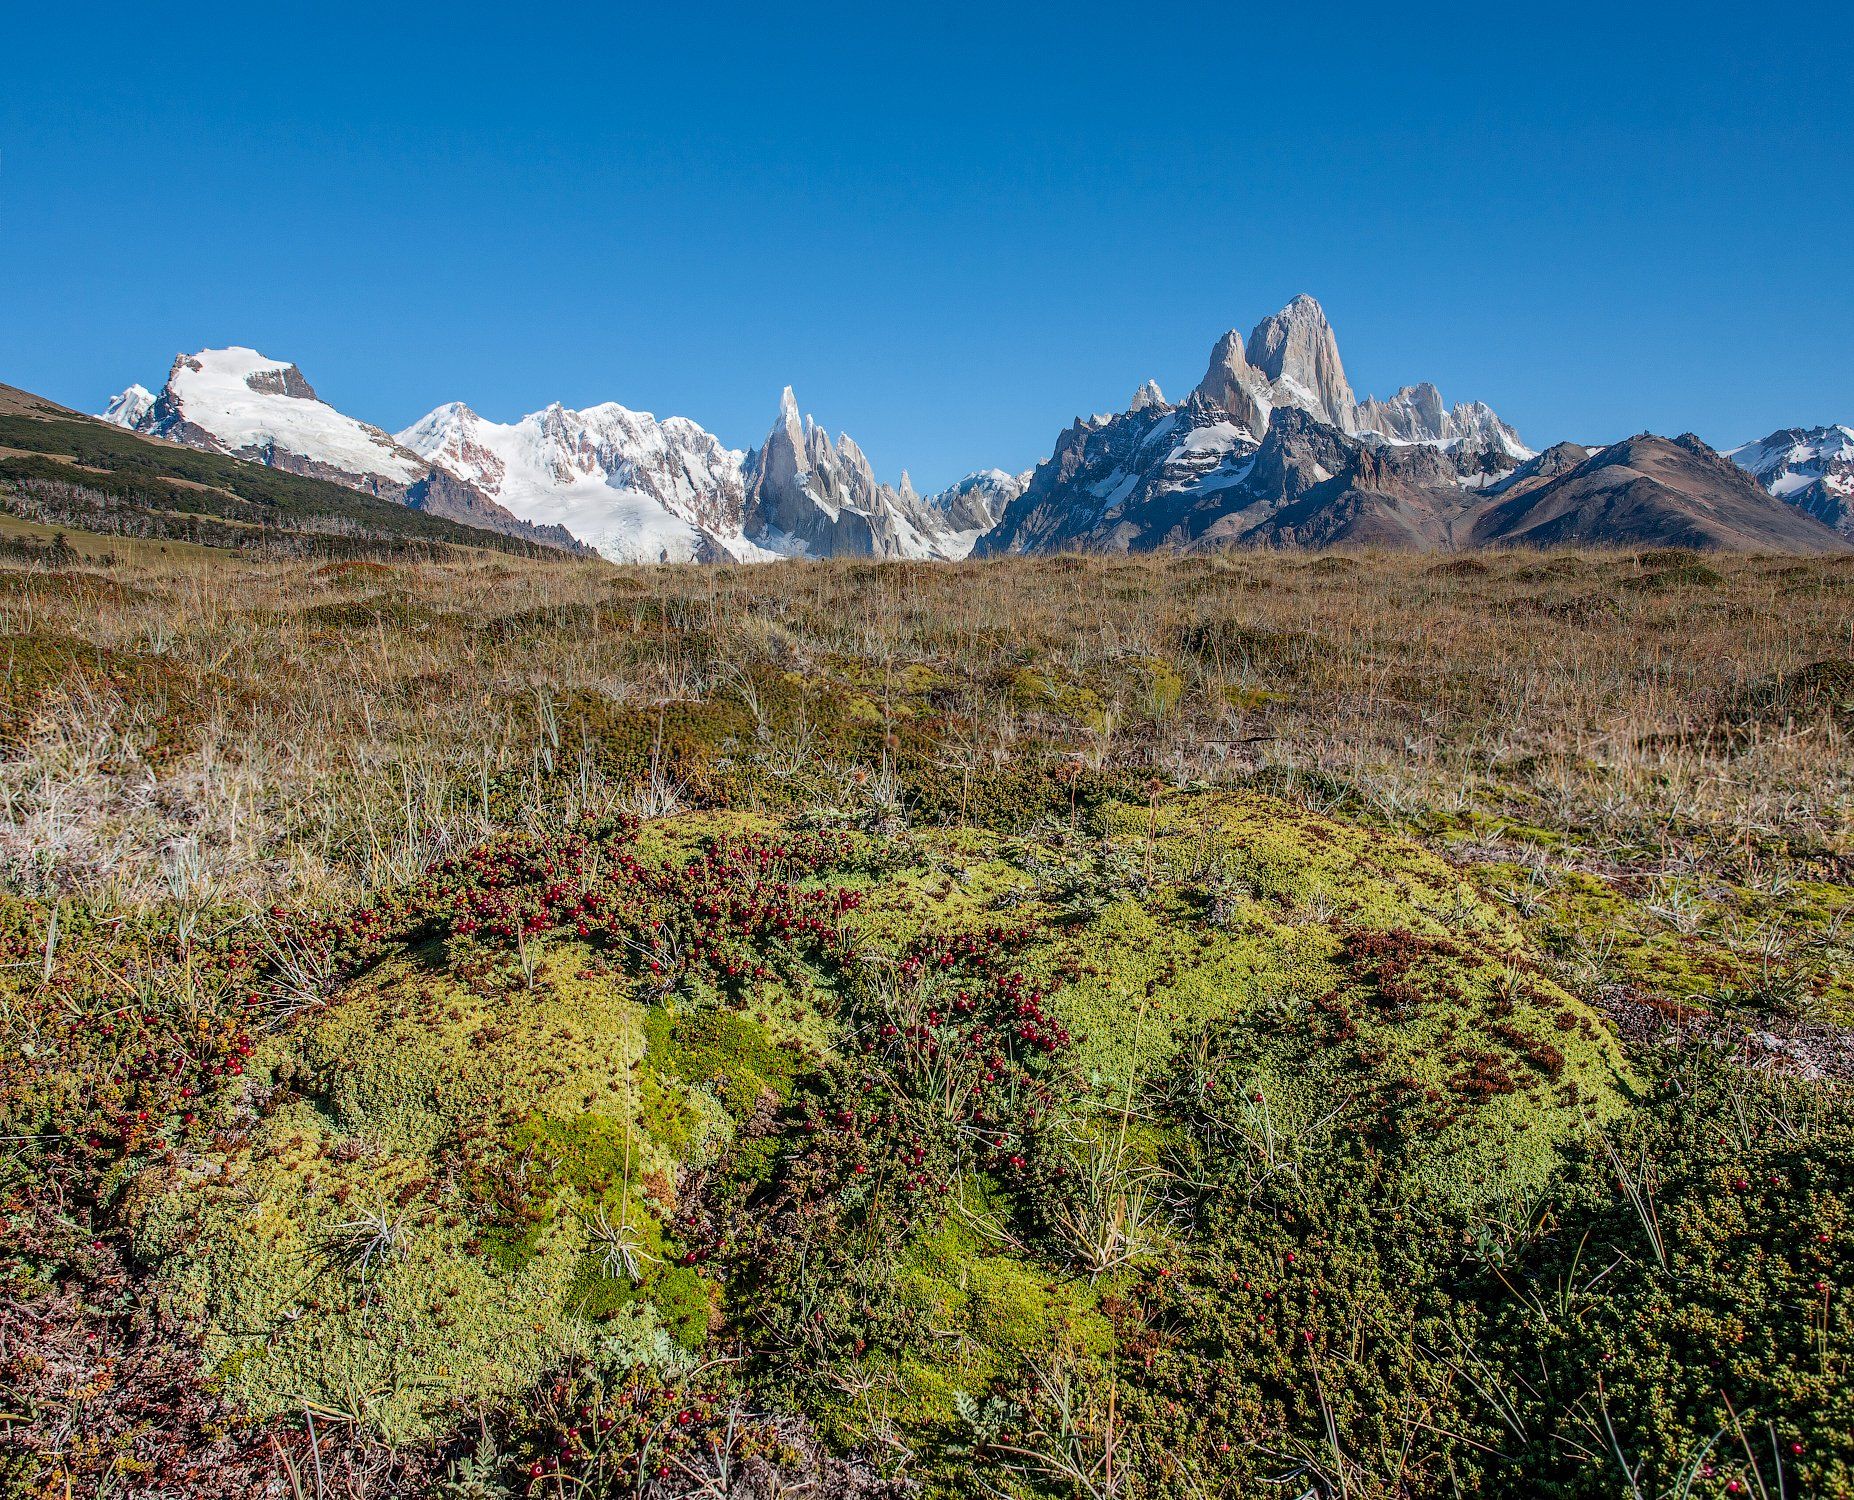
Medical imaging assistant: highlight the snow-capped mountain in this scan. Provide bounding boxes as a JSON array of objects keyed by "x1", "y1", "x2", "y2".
[
  {"x1": 981, "y1": 401, "x2": 1846, "y2": 556},
  {"x1": 100, "y1": 348, "x2": 1008, "y2": 564},
  {"x1": 1354, "y1": 388, "x2": 1525, "y2": 453},
  {"x1": 1728, "y1": 425, "x2": 1854, "y2": 535},
  {"x1": 1190, "y1": 294, "x2": 1531, "y2": 456},
  {"x1": 396, "y1": 400, "x2": 764, "y2": 564},
  {"x1": 101, "y1": 383, "x2": 155, "y2": 429},
  {"x1": 924, "y1": 467, "x2": 1031, "y2": 540},
  {"x1": 974, "y1": 386, "x2": 1262, "y2": 555},
  {"x1": 979, "y1": 298, "x2": 1529, "y2": 556},
  {"x1": 107, "y1": 348, "x2": 427, "y2": 492},
  {"x1": 102, "y1": 349, "x2": 584, "y2": 552},
  {"x1": 975, "y1": 296, "x2": 1842, "y2": 556},
  {"x1": 394, "y1": 387, "x2": 1005, "y2": 563},
  {"x1": 738, "y1": 388, "x2": 1006, "y2": 560},
  {"x1": 98, "y1": 303, "x2": 1836, "y2": 564}
]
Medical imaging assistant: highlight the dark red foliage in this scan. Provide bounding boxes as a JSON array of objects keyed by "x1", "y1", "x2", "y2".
[{"x1": 272, "y1": 816, "x2": 866, "y2": 1001}]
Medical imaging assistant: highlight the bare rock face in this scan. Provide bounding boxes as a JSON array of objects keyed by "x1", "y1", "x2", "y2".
[
  {"x1": 1128, "y1": 379, "x2": 1167, "y2": 413},
  {"x1": 740, "y1": 387, "x2": 999, "y2": 560},
  {"x1": 1241, "y1": 405, "x2": 1358, "y2": 506},
  {"x1": 1193, "y1": 331, "x2": 1271, "y2": 436},
  {"x1": 1244, "y1": 293, "x2": 1356, "y2": 426},
  {"x1": 742, "y1": 387, "x2": 884, "y2": 556},
  {"x1": 1355, "y1": 382, "x2": 1448, "y2": 442},
  {"x1": 242, "y1": 363, "x2": 319, "y2": 401},
  {"x1": 1484, "y1": 441, "x2": 1594, "y2": 500},
  {"x1": 977, "y1": 391, "x2": 1256, "y2": 556},
  {"x1": 400, "y1": 466, "x2": 588, "y2": 553},
  {"x1": 1357, "y1": 386, "x2": 1527, "y2": 452}
]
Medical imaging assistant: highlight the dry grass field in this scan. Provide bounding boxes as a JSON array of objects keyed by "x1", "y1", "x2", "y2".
[
  {"x1": 6, "y1": 542, "x2": 1848, "y2": 965},
  {"x1": 2, "y1": 529, "x2": 1850, "y2": 1498}
]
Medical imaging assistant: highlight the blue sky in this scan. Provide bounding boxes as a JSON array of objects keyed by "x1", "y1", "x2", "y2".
[{"x1": 1, "y1": 2, "x2": 1847, "y2": 490}]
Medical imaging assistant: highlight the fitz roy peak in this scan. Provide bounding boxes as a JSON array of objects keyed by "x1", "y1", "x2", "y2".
[
  {"x1": 1190, "y1": 295, "x2": 1528, "y2": 454},
  {"x1": 980, "y1": 294, "x2": 1534, "y2": 556},
  {"x1": 978, "y1": 296, "x2": 1846, "y2": 556}
]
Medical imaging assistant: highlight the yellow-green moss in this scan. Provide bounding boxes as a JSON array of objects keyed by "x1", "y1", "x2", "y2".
[
  {"x1": 128, "y1": 1097, "x2": 594, "y2": 1441},
  {"x1": 126, "y1": 942, "x2": 727, "y2": 1438},
  {"x1": 643, "y1": 1005, "x2": 807, "y2": 1117},
  {"x1": 291, "y1": 942, "x2": 647, "y2": 1155},
  {"x1": 1006, "y1": 665, "x2": 1107, "y2": 729},
  {"x1": 1036, "y1": 793, "x2": 1631, "y2": 1205},
  {"x1": 127, "y1": 790, "x2": 1632, "y2": 1443},
  {"x1": 869, "y1": 1194, "x2": 1115, "y2": 1432}
]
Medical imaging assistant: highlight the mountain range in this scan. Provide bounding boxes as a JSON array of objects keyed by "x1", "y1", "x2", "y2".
[
  {"x1": 103, "y1": 350, "x2": 1015, "y2": 564},
  {"x1": 96, "y1": 298, "x2": 1852, "y2": 560},
  {"x1": 975, "y1": 297, "x2": 1841, "y2": 556}
]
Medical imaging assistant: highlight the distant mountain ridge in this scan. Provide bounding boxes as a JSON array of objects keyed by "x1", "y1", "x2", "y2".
[
  {"x1": 97, "y1": 301, "x2": 1848, "y2": 560},
  {"x1": 1463, "y1": 432, "x2": 1845, "y2": 552},
  {"x1": 1728, "y1": 424, "x2": 1854, "y2": 536}
]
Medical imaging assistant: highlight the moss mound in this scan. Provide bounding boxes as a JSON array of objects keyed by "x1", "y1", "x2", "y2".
[{"x1": 127, "y1": 792, "x2": 1626, "y2": 1452}]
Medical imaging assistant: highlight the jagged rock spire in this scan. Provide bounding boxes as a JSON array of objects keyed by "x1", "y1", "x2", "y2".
[{"x1": 1243, "y1": 294, "x2": 1355, "y2": 426}]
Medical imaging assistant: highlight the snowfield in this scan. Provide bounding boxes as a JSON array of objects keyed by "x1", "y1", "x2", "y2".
[{"x1": 106, "y1": 347, "x2": 426, "y2": 486}]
